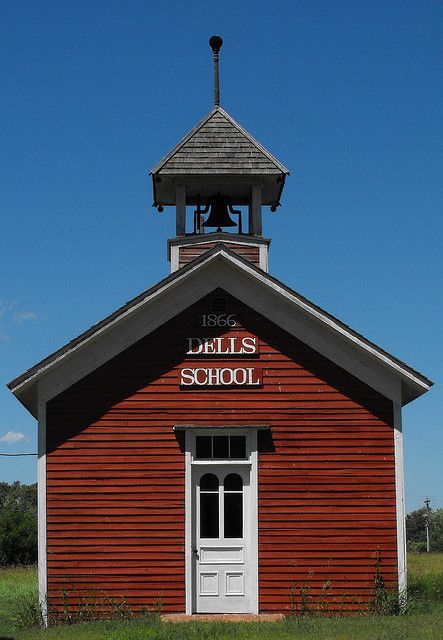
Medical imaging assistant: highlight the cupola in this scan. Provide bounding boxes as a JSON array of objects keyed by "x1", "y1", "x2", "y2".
[{"x1": 150, "y1": 36, "x2": 289, "y2": 273}]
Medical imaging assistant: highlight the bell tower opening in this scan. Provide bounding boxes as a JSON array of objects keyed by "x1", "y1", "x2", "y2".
[{"x1": 150, "y1": 35, "x2": 289, "y2": 273}]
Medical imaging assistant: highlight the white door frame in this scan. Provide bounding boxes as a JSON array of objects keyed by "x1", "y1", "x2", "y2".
[{"x1": 181, "y1": 427, "x2": 258, "y2": 614}]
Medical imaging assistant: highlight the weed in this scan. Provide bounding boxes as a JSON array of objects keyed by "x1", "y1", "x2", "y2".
[
  {"x1": 47, "y1": 587, "x2": 141, "y2": 625},
  {"x1": 288, "y1": 582, "x2": 296, "y2": 613},
  {"x1": 373, "y1": 548, "x2": 387, "y2": 612},
  {"x1": 287, "y1": 581, "x2": 311, "y2": 616},
  {"x1": 153, "y1": 592, "x2": 164, "y2": 616},
  {"x1": 8, "y1": 587, "x2": 42, "y2": 629},
  {"x1": 300, "y1": 584, "x2": 310, "y2": 615},
  {"x1": 1, "y1": 560, "x2": 443, "y2": 638},
  {"x1": 316, "y1": 579, "x2": 331, "y2": 614},
  {"x1": 372, "y1": 548, "x2": 400, "y2": 615}
]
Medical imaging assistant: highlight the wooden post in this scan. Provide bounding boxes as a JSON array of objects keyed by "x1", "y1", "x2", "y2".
[
  {"x1": 176, "y1": 184, "x2": 186, "y2": 236},
  {"x1": 249, "y1": 184, "x2": 262, "y2": 236}
]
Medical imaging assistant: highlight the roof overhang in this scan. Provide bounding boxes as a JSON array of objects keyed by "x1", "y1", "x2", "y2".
[
  {"x1": 150, "y1": 107, "x2": 289, "y2": 208},
  {"x1": 151, "y1": 174, "x2": 286, "y2": 208},
  {"x1": 173, "y1": 425, "x2": 270, "y2": 431},
  {"x1": 8, "y1": 245, "x2": 433, "y2": 418}
]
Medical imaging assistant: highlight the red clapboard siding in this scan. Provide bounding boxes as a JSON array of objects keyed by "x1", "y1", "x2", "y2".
[
  {"x1": 46, "y1": 288, "x2": 396, "y2": 615},
  {"x1": 179, "y1": 242, "x2": 260, "y2": 268}
]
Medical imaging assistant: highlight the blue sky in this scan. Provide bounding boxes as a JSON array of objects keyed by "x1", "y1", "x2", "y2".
[{"x1": 1, "y1": 0, "x2": 441, "y2": 512}]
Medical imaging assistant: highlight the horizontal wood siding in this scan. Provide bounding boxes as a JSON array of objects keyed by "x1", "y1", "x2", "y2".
[
  {"x1": 179, "y1": 242, "x2": 260, "y2": 268},
  {"x1": 46, "y1": 289, "x2": 396, "y2": 615}
]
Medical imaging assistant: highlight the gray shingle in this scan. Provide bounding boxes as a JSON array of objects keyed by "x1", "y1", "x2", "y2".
[{"x1": 151, "y1": 107, "x2": 289, "y2": 176}]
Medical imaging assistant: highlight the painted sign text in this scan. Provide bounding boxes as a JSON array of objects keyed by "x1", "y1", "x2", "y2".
[
  {"x1": 180, "y1": 367, "x2": 261, "y2": 387},
  {"x1": 186, "y1": 336, "x2": 257, "y2": 356}
]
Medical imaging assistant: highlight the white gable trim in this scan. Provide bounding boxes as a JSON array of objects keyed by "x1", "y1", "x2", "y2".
[
  {"x1": 10, "y1": 257, "x2": 215, "y2": 407},
  {"x1": 223, "y1": 253, "x2": 429, "y2": 395},
  {"x1": 36, "y1": 263, "x2": 223, "y2": 405},
  {"x1": 214, "y1": 259, "x2": 402, "y2": 403},
  {"x1": 10, "y1": 248, "x2": 430, "y2": 413}
]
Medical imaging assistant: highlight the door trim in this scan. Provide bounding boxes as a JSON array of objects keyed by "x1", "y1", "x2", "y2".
[{"x1": 184, "y1": 428, "x2": 258, "y2": 614}]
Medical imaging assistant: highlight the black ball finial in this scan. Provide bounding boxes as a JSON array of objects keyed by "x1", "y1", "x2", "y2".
[{"x1": 209, "y1": 35, "x2": 223, "y2": 53}]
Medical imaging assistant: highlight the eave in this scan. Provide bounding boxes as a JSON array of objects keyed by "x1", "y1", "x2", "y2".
[{"x1": 8, "y1": 245, "x2": 433, "y2": 417}]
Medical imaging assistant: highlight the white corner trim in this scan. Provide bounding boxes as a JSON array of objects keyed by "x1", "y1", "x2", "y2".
[
  {"x1": 37, "y1": 397, "x2": 47, "y2": 626},
  {"x1": 259, "y1": 244, "x2": 268, "y2": 272},
  {"x1": 250, "y1": 430, "x2": 259, "y2": 613},
  {"x1": 184, "y1": 436, "x2": 192, "y2": 615},
  {"x1": 393, "y1": 402, "x2": 406, "y2": 598}
]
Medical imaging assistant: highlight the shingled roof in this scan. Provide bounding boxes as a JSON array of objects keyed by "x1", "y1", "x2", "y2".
[{"x1": 151, "y1": 107, "x2": 289, "y2": 176}]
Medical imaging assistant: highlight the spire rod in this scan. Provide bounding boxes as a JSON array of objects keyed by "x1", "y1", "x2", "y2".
[{"x1": 209, "y1": 35, "x2": 223, "y2": 107}]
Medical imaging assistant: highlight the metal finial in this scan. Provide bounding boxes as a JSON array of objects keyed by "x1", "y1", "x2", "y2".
[{"x1": 209, "y1": 35, "x2": 223, "y2": 107}]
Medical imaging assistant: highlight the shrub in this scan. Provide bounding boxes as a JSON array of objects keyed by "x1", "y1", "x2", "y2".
[{"x1": 0, "y1": 482, "x2": 37, "y2": 566}]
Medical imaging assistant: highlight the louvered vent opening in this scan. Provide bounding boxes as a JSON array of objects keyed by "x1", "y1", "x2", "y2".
[{"x1": 211, "y1": 297, "x2": 227, "y2": 314}]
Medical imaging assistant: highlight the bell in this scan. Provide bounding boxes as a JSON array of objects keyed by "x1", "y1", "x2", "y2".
[{"x1": 203, "y1": 194, "x2": 238, "y2": 231}]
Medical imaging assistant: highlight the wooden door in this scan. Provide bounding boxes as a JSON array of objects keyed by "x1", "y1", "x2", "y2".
[{"x1": 193, "y1": 465, "x2": 252, "y2": 613}]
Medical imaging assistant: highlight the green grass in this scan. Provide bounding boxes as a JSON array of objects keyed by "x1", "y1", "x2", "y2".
[
  {"x1": 407, "y1": 553, "x2": 443, "y2": 610},
  {"x1": 0, "y1": 565, "x2": 39, "y2": 635},
  {"x1": 408, "y1": 552, "x2": 443, "y2": 577},
  {"x1": 14, "y1": 614, "x2": 443, "y2": 640},
  {"x1": 0, "y1": 556, "x2": 442, "y2": 640}
]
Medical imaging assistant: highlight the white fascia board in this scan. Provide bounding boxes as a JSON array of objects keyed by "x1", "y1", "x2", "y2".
[
  {"x1": 36, "y1": 265, "x2": 222, "y2": 404},
  {"x1": 12, "y1": 248, "x2": 429, "y2": 413},
  {"x1": 214, "y1": 252, "x2": 430, "y2": 401},
  {"x1": 14, "y1": 259, "x2": 220, "y2": 411},
  {"x1": 211, "y1": 259, "x2": 402, "y2": 403}
]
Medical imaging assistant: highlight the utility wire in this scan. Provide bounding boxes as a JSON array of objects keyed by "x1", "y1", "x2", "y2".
[{"x1": 0, "y1": 453, "x2": 38, "y2": 456}]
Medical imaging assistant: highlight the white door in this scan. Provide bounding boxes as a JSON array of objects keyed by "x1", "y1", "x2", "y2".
[{"x1": 193, "y1": 465, "x2": 252, "y2": 613}]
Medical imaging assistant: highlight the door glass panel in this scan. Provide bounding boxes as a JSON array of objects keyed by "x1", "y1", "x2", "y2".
[
  {"x1": 224, "y1": 473, "x2": 243, "y2": 538},
  {"x1": 224, "y1": 473, "x2": 243, "y2": 491},
  {"x1": 196, "y1": 436, "x2": 212, "y2": 459},
  {"x1": 213, "y1": 436, "x2": 229, "y2": 458},
  {"x1": 229, "y1": 436, "x2": 246, "y2": 459},
  {"x1": 200, "y1": 472, "x2": 218, "y2": 492},
  {"x1": 224, "y1": 493, "x2": 243, "y2": 538},
  {"x1": 200, "y1": 473, "x2": 219, "y2": 538},
  {"x1": 200, "y1": 494, "x2": 219, "y2": 538}
]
